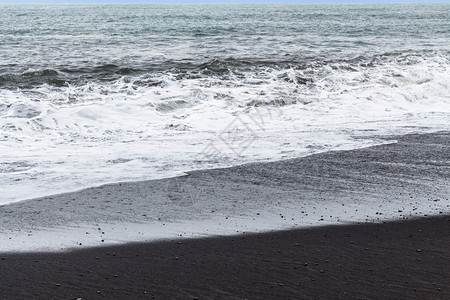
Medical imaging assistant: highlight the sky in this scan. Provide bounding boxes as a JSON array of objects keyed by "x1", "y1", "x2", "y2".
[{"x1": 0, "y1": 0, "x2": 449, "y2": 3}]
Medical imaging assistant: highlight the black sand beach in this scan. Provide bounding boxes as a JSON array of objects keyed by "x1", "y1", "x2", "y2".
[
  {"x1": 1, "y1": 132, "x2": 449, "y2": 244},
  {"x1": 1, "y1": 215, "x2": 449, "y2": 299},
  {"x1": 0, "y1": 132, "x2": 449, "y2": 298}
]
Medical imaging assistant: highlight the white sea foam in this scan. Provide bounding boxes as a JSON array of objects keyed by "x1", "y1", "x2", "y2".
[{"x1": 1, "y1": 51, "x2": 449, "y2": 205}]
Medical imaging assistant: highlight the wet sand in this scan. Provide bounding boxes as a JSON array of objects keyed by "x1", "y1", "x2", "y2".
[
  {"x1": 0, "y1": 132, "x2": 449, "y2": 298},
  {"x1": 1, "y1": 132, "x2": 449, "y2": 252}
]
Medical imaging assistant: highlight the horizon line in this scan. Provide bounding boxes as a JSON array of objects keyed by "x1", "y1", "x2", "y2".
[
  {"x1": 1, "y1": 0, "x2": 450, "y2": 4},
  {"x1": 1, "y1": 1, "x2": 449, "y2": 3}
]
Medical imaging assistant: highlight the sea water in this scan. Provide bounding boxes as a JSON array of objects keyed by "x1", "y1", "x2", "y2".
[{"x1": 1, "y1": 4, "x2": 449, "y2": 204}]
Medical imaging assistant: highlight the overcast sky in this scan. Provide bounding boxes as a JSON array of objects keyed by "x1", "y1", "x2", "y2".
[{"x1": 0, "y1": 0, "x2": 449, "y2": 3}]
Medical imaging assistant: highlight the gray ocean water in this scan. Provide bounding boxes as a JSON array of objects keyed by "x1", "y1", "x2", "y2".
[
  {"x1": 1, "y1": 4, "x2": 449, "y2": 88},
  {"x1": 1, "y1": 4, "x2": 450, "y2": 204}
]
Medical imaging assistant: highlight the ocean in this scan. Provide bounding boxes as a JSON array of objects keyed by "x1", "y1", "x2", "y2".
[{"x1": 1, "y1": 3, "x2": 449, "y2": 204}]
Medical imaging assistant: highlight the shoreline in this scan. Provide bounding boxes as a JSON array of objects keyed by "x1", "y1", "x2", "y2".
[
  {"x1": 0, "y1": 132, "x2": 449, "y2": 252},
  {"x1": 0, "y1": 134, "x2": 396, "y2": 207}
]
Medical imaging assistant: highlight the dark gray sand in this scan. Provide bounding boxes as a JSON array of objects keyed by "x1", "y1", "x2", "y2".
[
  {"x1": 0, "y1": 132, "x2": 448, "y2": 251},
  {"x1": 0, "y1": 132, "x2": 449, "y2": 298},
  {"x1": 0, "y1": 215, "x2": 449, "y2": 299}
]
